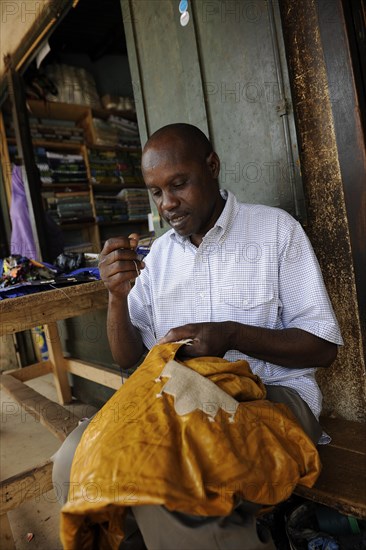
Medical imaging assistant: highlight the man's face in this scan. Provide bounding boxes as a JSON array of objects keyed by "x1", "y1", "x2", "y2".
[{"x1": 142, "y1": 140, "x2": 223, "y2": 246}]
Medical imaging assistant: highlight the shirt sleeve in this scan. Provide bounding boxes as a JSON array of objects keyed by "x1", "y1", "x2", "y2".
[
  {"x1": 127, "y1": 261, "x2": 157, "y2": 350},
  {"x1": 278, "y1": 214, "x2": 344, "y2": 345}
]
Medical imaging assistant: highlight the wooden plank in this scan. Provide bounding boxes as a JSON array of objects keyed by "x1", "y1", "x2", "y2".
[
  {"x1": 0, "y1": 281, "x2": 108, "y2": 336},
  {"x1": 0, "y1": 111, "x2": 12, "y2": 206},
  {"x1": 0, "y1": 460, "x2": 53, "y2": 515},
  {"x1": 321, "y1": 416, "x2": 366, "y2": 455},
  {"x1": 64, "y1": 358, "x2": 124, "y2": 390},
  {"x1": 0, "y1": 513, "x2": 16, "y2": 550},
  {"x1": 295, "y1": 445, "x2": 366, "y2": 519},
  {"x1": 6, "y1": 361, "x2": 52, "y2": 382},
  {"x1": 27, "y1": 99, "x2": 89, "y2": 123},
  {"x1": 0, "y1": 374, "x2": 81, "y2": 441},
  {"x1": 0, "y1": 334, "x2": 19, "y2": 371},
  {"x1": 44, "y1": 323, "x2": 72, "y2": 405}
]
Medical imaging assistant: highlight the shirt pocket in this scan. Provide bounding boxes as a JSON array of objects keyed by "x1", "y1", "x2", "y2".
[{"x1": 219, "y1": 283, "x2": 275, "y2": 310}]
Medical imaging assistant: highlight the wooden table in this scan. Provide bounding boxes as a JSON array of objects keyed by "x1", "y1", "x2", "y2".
[{"x1": 0, "y1": 280, "x2": 127, "y2": 404}]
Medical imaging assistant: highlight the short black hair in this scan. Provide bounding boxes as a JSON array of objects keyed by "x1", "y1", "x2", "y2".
[{"x1": 144, "y1": 123, "x2": 213, "y2": 160}]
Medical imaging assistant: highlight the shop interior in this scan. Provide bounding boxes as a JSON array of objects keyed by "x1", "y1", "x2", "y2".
[{"x1": 0, "y1": 0, "x2": 151, "y2": 264}]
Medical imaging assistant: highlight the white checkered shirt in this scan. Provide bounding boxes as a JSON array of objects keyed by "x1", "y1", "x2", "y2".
[{"x1": 128, "y1": 190, "x2": 343, "y2": 419}]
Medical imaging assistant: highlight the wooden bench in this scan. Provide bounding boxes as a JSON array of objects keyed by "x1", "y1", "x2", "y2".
[
  {"x1": 0, "y1": 376, "x2": 83, "y2": 550},
  {"x1": 294, "y1": 416, "x2": 366, "y2": 519},
  {"x1": 0, "y1": 280, "x2": 111, "y2": 405}
]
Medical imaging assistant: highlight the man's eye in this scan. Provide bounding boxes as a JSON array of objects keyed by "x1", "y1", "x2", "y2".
[{"x1": 150, "y1": 189, "x2": 161, "y2": 197}]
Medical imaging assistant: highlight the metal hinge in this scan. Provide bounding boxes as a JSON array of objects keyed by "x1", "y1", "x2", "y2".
[{"x1": 276, "y1": 98, "x2": 289, "y2": 117}]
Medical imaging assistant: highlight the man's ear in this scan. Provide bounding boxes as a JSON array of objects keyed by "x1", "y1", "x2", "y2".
[{"x1": 206, "y1": 151, "x2": 220, "y2": 179}]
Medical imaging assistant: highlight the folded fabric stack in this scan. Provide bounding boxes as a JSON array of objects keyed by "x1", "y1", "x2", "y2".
[
  {"x1": 91, "y1": 119, "x2": 119, "y2": 147},
  {"x1": 45, "y1": 191, "x2": 94, "y2": 224},
  {"x1": 88, "y1": 149, "x2": 140, "y2": 186},
  {"x1": 55, "y1": 196, "x2": 94, "y2": 223},
  {"x1": 101, "y1": 94, "x2": 135, "y2": 112},
  {"x1": 129, "y1": 151, "x2": 144, "y2": 183},
  {"x1": 35, "y1": 148, "x2": 88, "y2": 185},
  {"x1": 28, "y1": 117, "x2": 84, "y2": 144},
  {"x1": 45, "y1": 64, "x2": 101, "y2": 109},
  {"x1": 4, "y1": 111, "x2": 84, "y2": 147},
  {"x1": 94, "y1": 193, "x2": 129, "y2": 222},
  {"x1": 117, "y1": 188, "x2": 150, "y2": 221},
  {"x1": 91, "y1": 116, "x2": 140, "y2": 148},
  {"x1": 108, "y1": 115, "x2": 139, "y2": 146}
]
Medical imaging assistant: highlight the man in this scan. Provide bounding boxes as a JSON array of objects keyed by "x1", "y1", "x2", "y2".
[{"x1": 53, "y1": 123, "x2": 343, "y2": 549}]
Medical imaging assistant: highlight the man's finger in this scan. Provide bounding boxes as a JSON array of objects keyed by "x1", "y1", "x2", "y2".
[
  {"x1": 158, "y1": 326, "x2": 194, "y2": 345},
  {"x1": 158, "y1": 329, "x2": 183, "y2": 344},
  {"x1": 128, "y1": 233, "x2": 140, "y2": 249}
]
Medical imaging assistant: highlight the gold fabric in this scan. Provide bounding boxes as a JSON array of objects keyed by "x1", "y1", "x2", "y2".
[{"x1": 60, "y1": 342, "x2": 321, "y2": 549}]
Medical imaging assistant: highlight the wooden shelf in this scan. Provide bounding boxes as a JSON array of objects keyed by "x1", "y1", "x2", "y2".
[
  {"x1": 25, "y1": 99, "x2": 136, "y2": 123},
  {"x1": 1, "y1": 99, "x2": 150, "y2": 255},
  {"x1": 27, "y1": 99, "x2": 90, "y2": 123},
  {"x1": 57, "y1": 220, "x2": 96, "y2": 228},
  {"x1": 33, "y1": 140, "x2": 84, "y2": 151},
  {"x1": 7, "y1": 136, "x2": 84, "y2": 151},
  {"x1": 41, "y1": 183, "x2": 90, "y2": 189}
]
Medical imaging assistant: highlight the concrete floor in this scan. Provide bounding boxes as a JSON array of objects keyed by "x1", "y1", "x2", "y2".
[{"x1": 0, "y1": 374, "x2": 97, "y2": 550}]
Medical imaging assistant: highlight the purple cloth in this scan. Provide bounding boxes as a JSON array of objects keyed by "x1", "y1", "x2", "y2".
[
  {"x1": 9, "y1": 165, "x2": 64, "y2": 262},
  {"x1": 10, "y1": 165, "x2": 39, "y2": 260}
]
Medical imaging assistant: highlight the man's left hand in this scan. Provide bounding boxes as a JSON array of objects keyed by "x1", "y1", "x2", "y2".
[{"x1": 157, "y1": 322, "x2": 233, "y2": 358}]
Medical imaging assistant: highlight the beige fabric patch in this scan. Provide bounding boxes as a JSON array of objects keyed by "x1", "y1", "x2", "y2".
[{"x1": 156, "y1": 359, "x2": 239, "y2": 422}]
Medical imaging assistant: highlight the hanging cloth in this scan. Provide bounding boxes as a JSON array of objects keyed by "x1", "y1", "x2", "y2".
[
  {"x1": 9, "y1": 165, "x2": 64, "y2": 262},
  {"x1": 10, "y1": 165, "x2": 39, "y2": 260}
]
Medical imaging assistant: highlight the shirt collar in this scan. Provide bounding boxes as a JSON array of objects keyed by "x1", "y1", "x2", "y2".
[{"x1": 169, "y1": 189, "x2": 240, "y2": 247}]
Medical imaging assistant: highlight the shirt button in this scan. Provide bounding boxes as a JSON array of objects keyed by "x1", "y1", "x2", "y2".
[
  {"x1": 199, "y1": 292, "x2": 205, "y2": 298},
  {"x1": 243, "y1": 299, "x2": 249, "y2": 305}
]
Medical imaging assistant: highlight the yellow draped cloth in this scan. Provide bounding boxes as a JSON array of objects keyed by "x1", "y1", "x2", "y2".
[{"x1": 60, "y1": 342, "x2": 321, "y2": 549}]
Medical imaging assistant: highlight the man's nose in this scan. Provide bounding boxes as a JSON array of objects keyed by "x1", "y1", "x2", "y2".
[{"x1": 161, "y1": 191, "x2": 179, "y2": 211}]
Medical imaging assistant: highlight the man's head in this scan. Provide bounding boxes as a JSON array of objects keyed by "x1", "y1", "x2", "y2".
[{"x1": 141, "y1": 123, "x2": 225, "y2": 246}]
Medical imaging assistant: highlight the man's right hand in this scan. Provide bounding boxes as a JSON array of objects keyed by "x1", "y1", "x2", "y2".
[{"x1": 98, "y1": 233, "x2": 145, "y2": 299}]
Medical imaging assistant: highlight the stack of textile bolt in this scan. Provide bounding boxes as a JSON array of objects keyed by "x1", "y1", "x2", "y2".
[
  {"x1": 88, "y1": 149, "x2": 137, "y2": 185},
  {"x1": 29, "y1": 117, "x2": 84, "y2": 143},
  {"x1": 94, "y1": 194, "x2": 128, "y2": 223},
  {"x1": 36, "y1": 148, "x2": 88, "y2": 184},
  {"x1": 4, "y1": 115, "x2": 84, "y2": 145},
  {"x1": 91, "y1": 117, "x2": 140, "y2": 148},
  {"x1": 117, "y1": 188, "x2": 150, "y2": 221}
]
